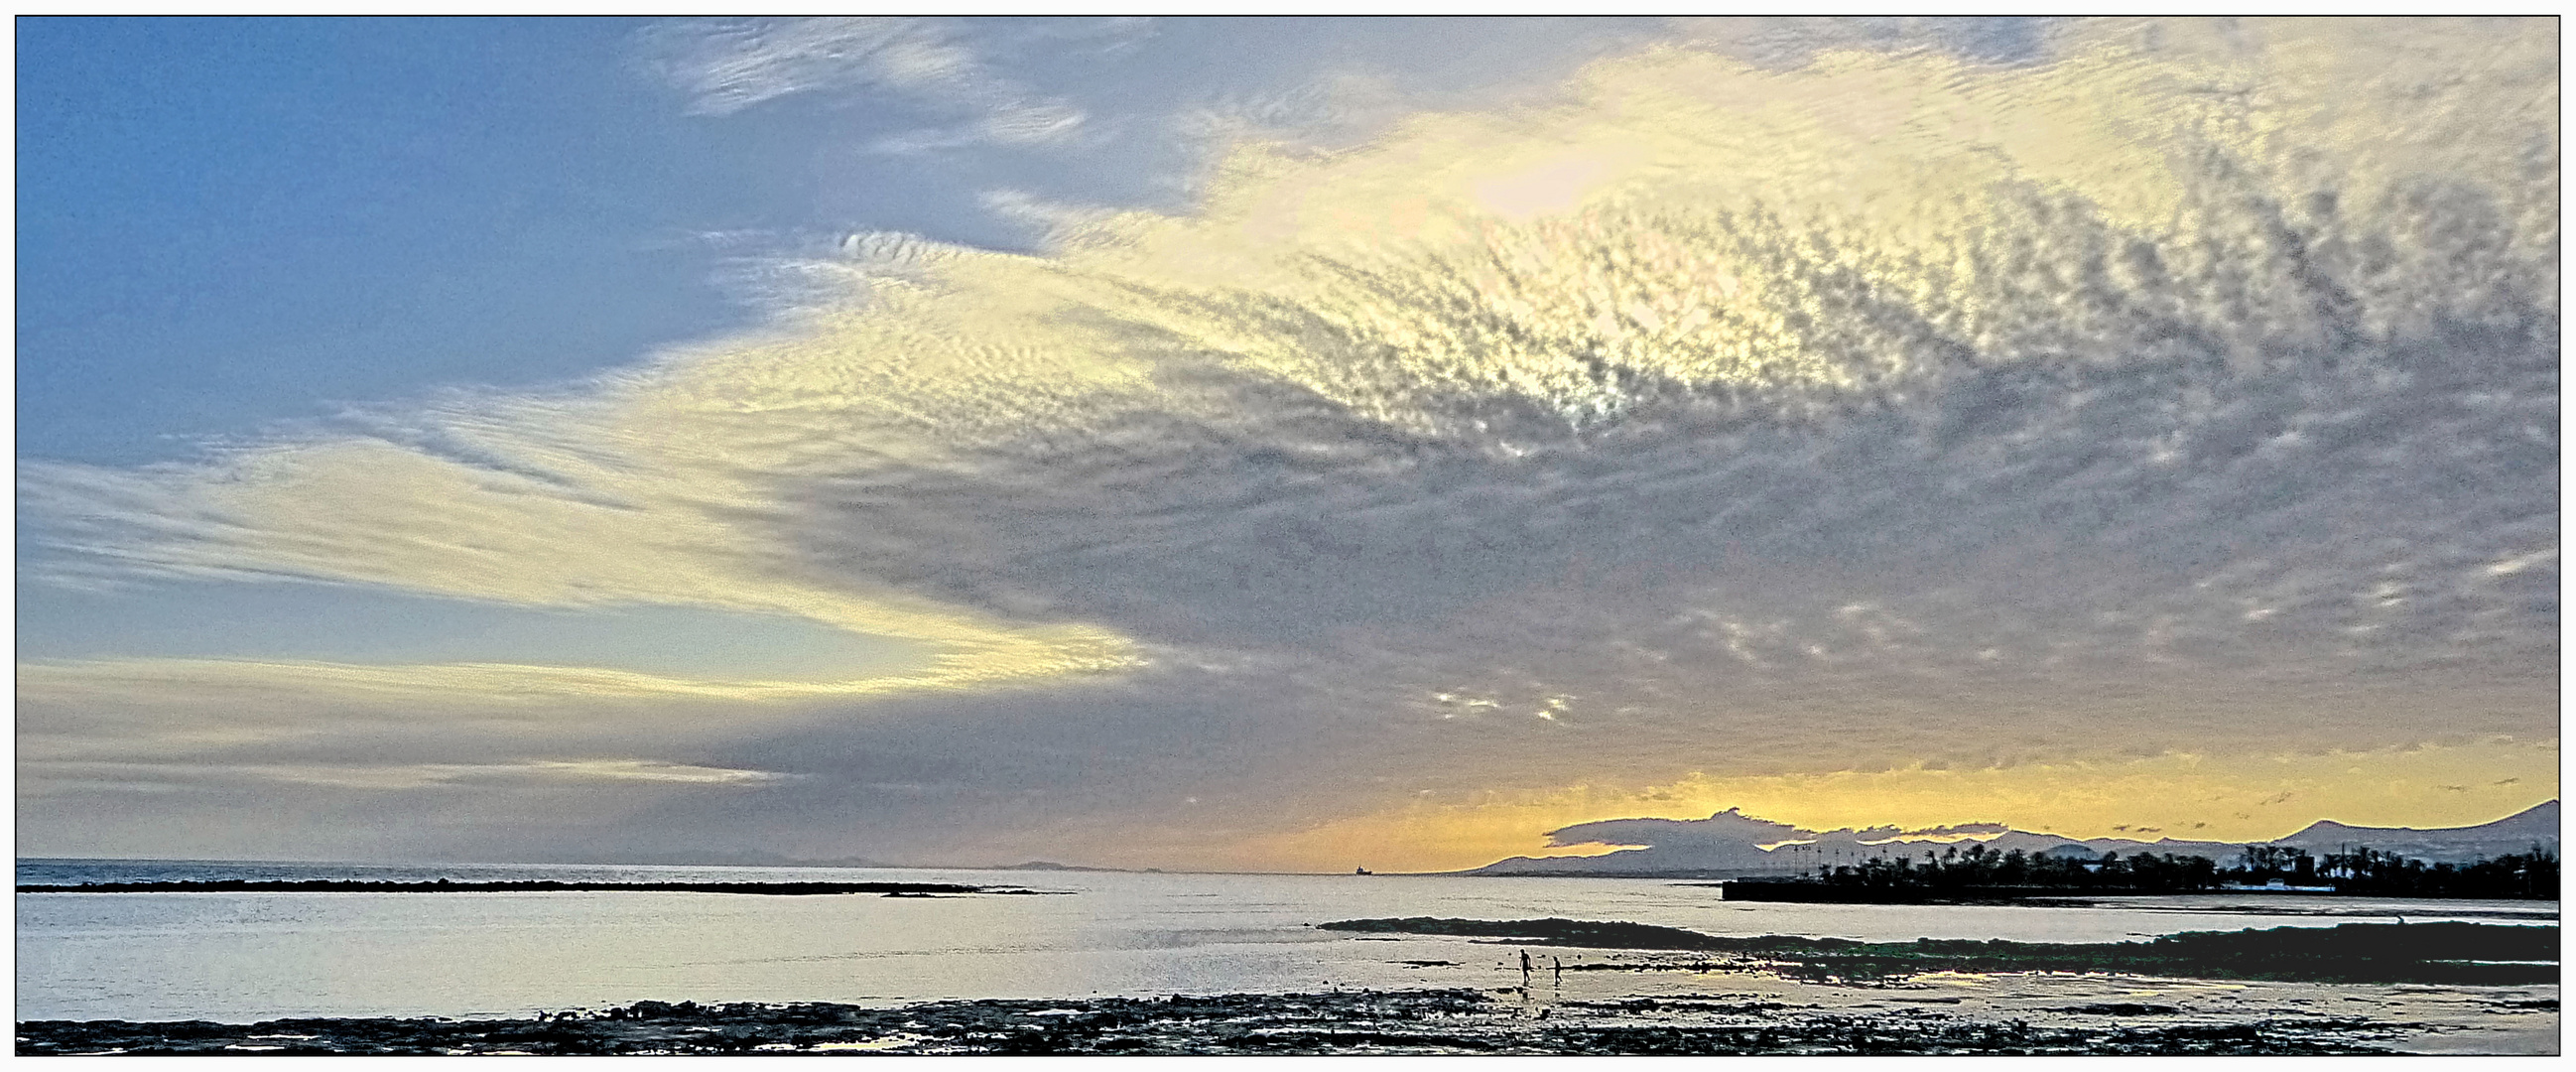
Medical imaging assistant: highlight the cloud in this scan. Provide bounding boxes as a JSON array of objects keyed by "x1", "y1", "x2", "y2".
[
  {"x1": 23, "y1": 18, "x2": 2558, "y2": 867},
  {"x1": 1546, "y1": 808, "x2": 1803, "y2": 850},
  {"x1": 17, "y1": 650, "x2": 1135, "y2": 714},
  {"x1": 977, "y1": 189, "x2": 1117, "y2": 243},
  {"x1": 27, "y1": 758, "x2": 790, "y2": 793},
  {"x1": 638, "y1": 17, "x2": 970, "y2": 114},
  {"x1": 1668, "y1": 16, "x2": 2061, "y2": 69},
  {"x1": 635, "y1": 16, "x2": 1092, "y2": 150},
  {"x1": 1903, "y1": 822, "x2": 2012, "y2": 837}
]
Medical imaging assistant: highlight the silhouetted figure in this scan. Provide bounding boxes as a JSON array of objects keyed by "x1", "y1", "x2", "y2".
[
  {"x1": 1552, "y1": 957, "x2": 1563, "y2": 980},
  {"x1": 1520, "y1": 950, "x2": 1533, "y2": 983}
]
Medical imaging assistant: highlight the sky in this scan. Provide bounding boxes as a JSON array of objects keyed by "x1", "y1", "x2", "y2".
[{"x1": 17, "y1": 17, "x2": 2560, "y2": 872}]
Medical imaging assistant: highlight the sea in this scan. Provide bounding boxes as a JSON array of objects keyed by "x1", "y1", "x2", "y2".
[{"x1": 15, "y1": 859, "x2": 2561, "y2": 1053}]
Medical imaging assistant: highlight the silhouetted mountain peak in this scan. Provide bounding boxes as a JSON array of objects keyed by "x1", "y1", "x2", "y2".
[{"x1": 2271, "y1": 800, "x2": 2558, "y2": 855}]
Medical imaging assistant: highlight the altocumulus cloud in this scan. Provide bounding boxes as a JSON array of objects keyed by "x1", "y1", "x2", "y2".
[{"x1": 19, "y1": 19, "x2": 2556, "y2": 868}]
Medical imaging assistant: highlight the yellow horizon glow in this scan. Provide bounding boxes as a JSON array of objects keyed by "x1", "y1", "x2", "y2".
[{"x1": 1201, "y1": 739, "x2": 2559, "y2": 873}]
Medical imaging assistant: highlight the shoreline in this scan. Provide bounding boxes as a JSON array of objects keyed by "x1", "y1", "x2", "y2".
[{"x1": 15, "y1": 987, "x2": 2470, "y2": 1056}]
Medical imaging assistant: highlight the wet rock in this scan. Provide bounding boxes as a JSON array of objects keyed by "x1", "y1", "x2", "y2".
[{"x1": 16, "y1": 989, "x2": 2426, "y2": 1056}]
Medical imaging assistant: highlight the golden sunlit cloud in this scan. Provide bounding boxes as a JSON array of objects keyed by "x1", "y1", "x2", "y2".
[
  {"x1": 18, "y1": 642, "x2": 1138, "y2": 712},
  {"x1": 16, "y1": 646, "x2": 1140, "y2": 797}
]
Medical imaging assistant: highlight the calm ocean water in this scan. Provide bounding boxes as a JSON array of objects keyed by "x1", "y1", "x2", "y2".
[{"x1": 15, "y1": 858, "x2": 2560, "y2": 1051}]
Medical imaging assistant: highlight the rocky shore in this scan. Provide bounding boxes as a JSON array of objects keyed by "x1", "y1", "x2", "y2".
[{"x1": 18, "y1": 988, "x2": 2439, "y2": 1056}]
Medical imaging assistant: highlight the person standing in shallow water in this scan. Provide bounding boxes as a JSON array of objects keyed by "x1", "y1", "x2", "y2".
[{"x1": 1520, "y1": 950, "x2": 1533, "y2": 984}]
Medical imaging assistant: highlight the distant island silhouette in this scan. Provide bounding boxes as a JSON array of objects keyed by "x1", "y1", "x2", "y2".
[{"x1": 1458, "y1": 801, "x2": 2559, "y2": 880}]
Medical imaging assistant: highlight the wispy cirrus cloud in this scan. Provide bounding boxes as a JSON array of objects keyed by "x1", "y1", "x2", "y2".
[{"x1": 634, "y1": 16, "x2": 1102, "y2": 150}]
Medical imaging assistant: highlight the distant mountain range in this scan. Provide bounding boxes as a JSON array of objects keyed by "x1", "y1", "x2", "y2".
[
  {"x1": 1461, "y1": 801, "x2": 2559, "y2": 878},
  {"x1": 2268, "y1": 800, "x2": 2558, "y2": 862}
]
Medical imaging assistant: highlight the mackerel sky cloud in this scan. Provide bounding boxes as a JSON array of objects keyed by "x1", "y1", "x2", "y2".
[{"x1": 18, "y1": 18, "x2": 2557, "y2": 871}]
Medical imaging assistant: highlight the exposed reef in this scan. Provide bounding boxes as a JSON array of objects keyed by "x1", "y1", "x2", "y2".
[{"x1": 1313, "y1": 918, "x2": 2559, "y2": 986}]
